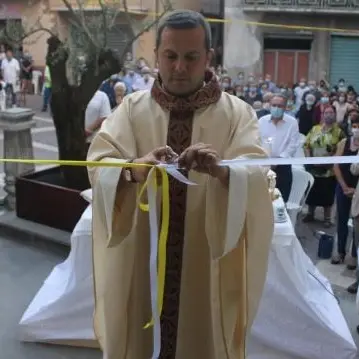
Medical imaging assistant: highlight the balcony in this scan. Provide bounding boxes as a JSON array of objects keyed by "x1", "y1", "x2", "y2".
[
  {"x1": 48, "y1": 0, "x2": 149, "y2": 13},
  {"x1": 242, "y1": 0, "x2": 359, "y2": 13}
]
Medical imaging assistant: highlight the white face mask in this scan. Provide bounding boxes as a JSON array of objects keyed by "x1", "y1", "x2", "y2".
[
  {"x1": 352, "y1": 128, "x2": 359, "y2": 138},
  {"x1": 299, "y1": 82, "x2": 305, "y2": 87}
]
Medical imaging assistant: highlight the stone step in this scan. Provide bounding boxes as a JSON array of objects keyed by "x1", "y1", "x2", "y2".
[{"x1": 0, "y1": 211, "x2": 71, "y2": 251}]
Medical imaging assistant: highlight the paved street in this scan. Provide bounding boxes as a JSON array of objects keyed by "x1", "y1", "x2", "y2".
[{"x1": 0, "y1": 95, "x2": 359, "y2": 357}]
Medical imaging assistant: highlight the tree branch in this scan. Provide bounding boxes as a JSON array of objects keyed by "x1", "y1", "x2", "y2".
[
  {"x1": 98, "y1": 0, "x2": 108, "y2": 47},
  {"x1": 4, "y1": 26, "x2": 56, "y2": 45},
  {"x1": 121, "y1": 0, "x2": 172, "y2": 60},
  {"x1": 61, "y1": 0, "x2": 100, "y2": 49}
]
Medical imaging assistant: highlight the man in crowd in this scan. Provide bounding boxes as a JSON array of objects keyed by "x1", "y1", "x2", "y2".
[
  {"x1": 123, "y1": 65, "x2": 141, "y2": 89},
  {"x1": 87, "y1": 9, "x2": 274, "y2": 359},
  {"x1": 258, "y1": 94, "x2": 300, "y2": 202},
  {"x1": 84, "y1": 89, "x2": 111, "y2": 147},
  {"x1": 1, "y1": 48, "x2": 20, "y2": 107},
  {"x1": 132, "y1": 66, "x2": 155, "y2": 91}
]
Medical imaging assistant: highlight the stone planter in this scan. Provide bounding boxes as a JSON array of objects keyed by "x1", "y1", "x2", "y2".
[{"x1": 15, "y1": 166, "x2": 89, "y2": 232}]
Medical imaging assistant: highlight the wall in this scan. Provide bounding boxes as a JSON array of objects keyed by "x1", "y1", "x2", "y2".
[
  {"x1": 232, "y1": 11, "x2": 359, "y2": 82},
  {"x1": 22, "y1": 0, "x2": 58, "y2": 68},
  {"x1": 21, "y1": 0, "x2": 209, "y2": 68}
]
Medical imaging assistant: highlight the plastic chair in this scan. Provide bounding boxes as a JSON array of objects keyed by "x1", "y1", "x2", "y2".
[
  {"x1": 293, "y1": 133, "x2": 306, "y2": 170},
  {"x1": 286, "y1": 168, "x2": 315, "y2": 227},
  {"x1": 32, "y1": 70, "x2": 42, "y2": 95}
]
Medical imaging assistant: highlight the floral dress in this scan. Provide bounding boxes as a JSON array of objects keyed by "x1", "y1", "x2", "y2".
[
  {"x1": 304, "y1": 124, "x2": 344, "y2": 177},
  {"x1": 304, "y1": 124, "x2": 344, "y2": 206}
]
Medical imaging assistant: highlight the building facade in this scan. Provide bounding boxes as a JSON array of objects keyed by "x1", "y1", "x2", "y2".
[
  {"x1": 234, "y1": 0, "x2": 359, "y2": 88},
  {"x1": 0, "y1": 0, "x2": 224, "y2": 70}
]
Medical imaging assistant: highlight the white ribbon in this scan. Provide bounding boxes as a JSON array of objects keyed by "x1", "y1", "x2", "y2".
[
  {"x1": 162, "y1": 155, "x2": 359, "y2": 169},
  {"x1": 146, "y1": 167, "x2": 162, "y2": 359}
]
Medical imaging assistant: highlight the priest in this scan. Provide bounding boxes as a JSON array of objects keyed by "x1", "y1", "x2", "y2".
[{"x1": 87, "y1": 9, "x2": 274, "y2": 359}]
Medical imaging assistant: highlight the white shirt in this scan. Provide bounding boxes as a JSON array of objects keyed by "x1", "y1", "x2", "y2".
[
  {"x1": 132, "y1": 76, "x2": 154, "y2": 91},
  {"x1": 85, "y1": 91, "x2": 111, "y2": 141},
  {"x1": 1, "y1": 57, "x2": 20, "y2": 85},
  {"x1": 258, "y1": 113, "x2": 300, "y2": 158}
]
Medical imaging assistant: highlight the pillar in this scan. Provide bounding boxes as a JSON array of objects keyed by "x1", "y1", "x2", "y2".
[{"x1": 0, "y1": 108, "x2": 36, "y2": 210}]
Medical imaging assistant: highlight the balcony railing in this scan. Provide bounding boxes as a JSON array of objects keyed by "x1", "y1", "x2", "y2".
[{"x1": 242, "y1": 0, "x2": 359, "y2": 12}]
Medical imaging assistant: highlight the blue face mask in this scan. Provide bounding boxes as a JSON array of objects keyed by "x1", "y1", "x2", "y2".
[{"x1": 270, "y1": 106, "x2": 284, "y2": 118}]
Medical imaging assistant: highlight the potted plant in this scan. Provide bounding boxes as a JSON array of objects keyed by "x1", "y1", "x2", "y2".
[{"x1": 1, "y1": 0, "x2": 172, "y2": 232}]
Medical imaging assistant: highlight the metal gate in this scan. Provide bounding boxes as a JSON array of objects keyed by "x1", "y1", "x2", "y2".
[
  {"x1": 263, "y1": 50, "x2": 309, "y2": 87},
  {"x1": 330, "y1": 35, "x2": 359, "y2": 90}
]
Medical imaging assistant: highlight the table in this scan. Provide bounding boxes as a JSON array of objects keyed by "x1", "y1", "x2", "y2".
[{"x1": 19, "y1": 202, "x2": 357, "y2": 358}]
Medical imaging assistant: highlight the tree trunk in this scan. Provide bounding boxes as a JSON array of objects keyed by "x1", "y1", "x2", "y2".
[
  {"x1": 51, "y1": 85, "x2": 89, "y2": 190},
  {"x1": 46, "y1": 36, "x2": 122, "y2": 190}
]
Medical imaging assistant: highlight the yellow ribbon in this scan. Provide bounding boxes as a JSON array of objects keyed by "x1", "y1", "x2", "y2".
[
  {"x1": 137, "y1": 167, "x2": 169, "y2": 329},
  {"x1": 126, "y1": 10, "x2": 359, "y2": 34}
]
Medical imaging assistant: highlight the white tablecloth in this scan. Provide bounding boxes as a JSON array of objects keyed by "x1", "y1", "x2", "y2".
[{"x1": 19, "y1": 204, "x2": 357, "y2": 358}]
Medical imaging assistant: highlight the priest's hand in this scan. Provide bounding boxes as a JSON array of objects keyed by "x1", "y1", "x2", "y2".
[
  {"x1": 130, "y1": 146, "x2": 178, "y2": 183},
  {"x1": 178, "y1": 143, "x2": 229, "y2": 186}
]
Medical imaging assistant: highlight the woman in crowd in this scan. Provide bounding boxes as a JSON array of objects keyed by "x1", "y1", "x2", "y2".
[
  {"x1": 303, "y1": 105, "x2": 344, "y2": 227},
  {"x1": 347, "y1": 90, "x2": 357, "y2": 106},
  {"x1": 233, "y1": 84, "x2": 246, "y2": 101},
  {"x1": 285, "y1": 96, "x2": 296, "y2": 116},
  {"x1": 220, "y1": 75, "x2": 231, "y2": 91},
  {"x1": 332, "y1": 110, "x2": 359, "y2": 266},
  {"x1": 333, "y1": 93, "x2": 350, "y2": 124},
  {"x1": 318, "y1": 79, "x2": 329, "y2": 92},
  {"x1": 113, "y1": 82, "x2": 126, "y2": 109},
  {"x1": 297, "y1": 93, "x2": 316, "y2": 135},
  {"x1": 314, "y1": 90, "x2": 331, "y2": 124},
  {"x1": 341, "y1": 106, "x2": 359, "y2": 137},
  {"x1": 20, "y1": 53, "x2": 33, "y2": 97},
  {"x1": 256, "y1": 92, "x2": 272, "y2": 119},
  {"x1": 245, "y1": 84, "x2": 261, "y2": 105}
]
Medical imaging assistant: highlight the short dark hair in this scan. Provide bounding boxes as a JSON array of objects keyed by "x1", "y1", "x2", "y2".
[
  {"x1": 272, "y1": 93, "x2": 288, "y2": 104},
  {"x1": 156, "y1": 10, "x2": 212, "y2": 51}
]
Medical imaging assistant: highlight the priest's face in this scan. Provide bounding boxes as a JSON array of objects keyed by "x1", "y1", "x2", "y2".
[{"x1": 155, "y1": 26, "x2": 213, "y2": 96}]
